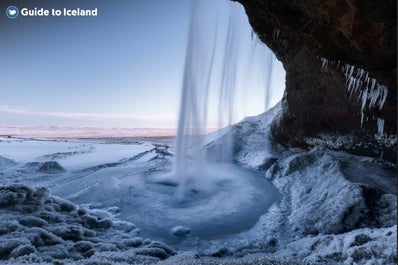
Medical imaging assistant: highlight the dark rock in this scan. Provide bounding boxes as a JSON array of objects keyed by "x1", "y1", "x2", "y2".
[
  {"x1": 30, "y1": 227, "x2": 64, "y2": 247},
  {"x1": 259, "y1": 157, "x2": 278, "y2": 171},
  {"x1": 211, "y1": 247, "x2": 230, "y2": 257},
  {"x1": 122, "y1": 237, "x2": 143, "y2": 247},
  {"x1": 135, "y1": 247, "x2": 171, "y2": 260},
  {"x1": 9, "y1": 244, "x2": 36, "y2": 258},
  {"x1": 351, "y1": 247, "x2": 374, "y2": 262},
  {"x1": 325, "y1": 252, "x2": 345, "y2": 263},
  {"x1": 148, "y1": 241, "x2": 176, "y2": 256},
  {"x1": 73, "y1": 240, "x2": 94, "y2": 253},
  {"x1": 0, "y1": 239, "x2": 23, "y2": 259},
  {"x1": 54, "y1": 197, "x2": 77, "y2": 212},
  {"x1": 350, "y1": 234, "x2": 372, "y2": 247},
  {"x1": 0, "y1": 221, "x2": 19, "y2": 235},
  {"x1": 50, "y1": 225, "x2": 85, "y2": 241},
  {"x1": 0, "y1": 184, "x2": 35, "y2": 207},
  {"x1": 38, "y1": 161, "x2": 66, "y2": 174},
  {"x1": 19, "y1": 216, "x2": 47, "y2": 228},
  {"x1": 234, "y1": 0, "x2": 396, "y2": 162},
  {"x1": 80, "y1": 214, "x2": 112, "y2": 230}
]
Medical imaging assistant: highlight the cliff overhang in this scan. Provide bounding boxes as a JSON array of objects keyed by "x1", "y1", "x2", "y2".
[{"x1": 235, "y1": 0, "x2": 397, "y2": 162}]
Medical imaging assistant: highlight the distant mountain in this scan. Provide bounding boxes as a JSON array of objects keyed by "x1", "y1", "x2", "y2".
[{"x1": 0, "y1": 126, "x2": 177, "y2": 139}]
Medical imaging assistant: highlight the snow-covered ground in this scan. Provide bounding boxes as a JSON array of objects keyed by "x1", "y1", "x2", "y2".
[{"x1": 0, "y1": 105, "x2": 396, "y2": 264}]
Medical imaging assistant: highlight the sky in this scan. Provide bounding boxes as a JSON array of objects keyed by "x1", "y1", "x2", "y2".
[{"x1": 0, "y1": 0, "x2": 285, "y2": 129}]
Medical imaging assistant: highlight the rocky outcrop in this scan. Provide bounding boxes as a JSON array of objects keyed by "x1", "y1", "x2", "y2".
[{"x1": 234, "y1": 0, "x2": 396, "y2": 162}]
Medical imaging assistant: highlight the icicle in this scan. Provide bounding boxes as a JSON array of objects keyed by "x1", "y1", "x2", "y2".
[
  {"x1": 355, "y1": 68, "x2": 361, "y2": 79},
  {"x1": 339, "y1": 63, "x2": 389, "y2": 131},
  {"x1": 348, "y1": 65, "x2": 355, "y2": 80},
  {"x1": 370, "y1": 78, "x2": 376, "y2": 92},
  {"x1": 378, "y1": 85, "x2": 388, "y2": 109},
  {"x1": 364, "y1": 75, "x2": 369, "y2": 86},
  {"x1": 273, "y1": 28, "x2": 280, "y2": 42},
  {"x1": 355, "y1": 79, "x2": 362, "y2": 92},
  {"x1": 345, "y1": 64, "x2": 350, "y2": 77},
  {"x1": 321, "y1": 58, "x2": 328, "y2": 71},
  {"x1": 357, "y1": 90, "x2": 363, "y2": 101},
  {"x1": 358, "y1": 69, "x2": 364, "y2": 80},
  {"x1": 377, "y1": 118, "x2": 385, "y2": 135},
  {"x1": 360, "y1": 112, "x2": 365, "y2": 127},
  {"x1": 361, "y1": 87, "x2": 368, "y2": 112},
  {"x1": 348, "y1": 76, "x2": 354, "y2": 93},
  {"x1": 368, "y1": 83, "x2": 381, "y2": 109}
]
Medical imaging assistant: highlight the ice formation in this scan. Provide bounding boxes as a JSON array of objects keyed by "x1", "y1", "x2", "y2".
[
  {"x1": 342, "y1": 64, "x2": 388, "y2": 133},
  {"x1": 320, "y1": 57, "x2": 328, "y2": 71},
  {"x1": 377, "y1": 118, "x2": 385, "y2": 136},
  {"x1": 318, "y1": 57, "x2": 389, "y2": 134}
]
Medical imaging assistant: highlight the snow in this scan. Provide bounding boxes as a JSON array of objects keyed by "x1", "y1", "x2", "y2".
[
  {"x1": 207, "y1": 102, "x2": 285, "y2": 169},
  {"x1": 0, "y1": 184, "x2": 176, "y2": 265},
  {"x1": 374, "y1": 134, "x2": 397, "y2": 149},
  {"x1": 0, "y1": 137, "x2": 154, "y2": 171},
  {"x1": 266, "y1": 149, "x2": 386, "y2": 236},
  {"x1": 0, "y1": 106, "x2": 395, "y2": 264},
  {"x1": 274, "y1": 225, "x2": 397, "y2": 265}
]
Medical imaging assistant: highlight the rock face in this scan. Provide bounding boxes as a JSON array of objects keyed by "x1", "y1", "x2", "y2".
[
  {"x1": 38, "y1": 161, "x2": 66, "y2": 174},
  {"x1": 234, "y1": 0, "x2": 396, "y2": 162}
]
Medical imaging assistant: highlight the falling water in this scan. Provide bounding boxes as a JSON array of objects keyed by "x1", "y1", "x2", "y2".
[{"x1": 173, "y1": 0, "x2": 275, "y2": 197}]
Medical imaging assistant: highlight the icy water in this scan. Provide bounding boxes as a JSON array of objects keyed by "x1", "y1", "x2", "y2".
[
  {"x1": 63, "y1": 163, "x2": 279, "y2": 247},
  {"x1": 0, "y1": 136, "x2": 280, "y2": 248}
]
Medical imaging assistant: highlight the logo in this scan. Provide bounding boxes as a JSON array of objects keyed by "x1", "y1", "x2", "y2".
[{"x1": 6, "y1": 6, "x2": 19, "y2": 19}]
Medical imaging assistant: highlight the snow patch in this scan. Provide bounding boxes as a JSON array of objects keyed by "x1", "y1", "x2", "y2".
[
  {"x1": 0, "y1": 184, "x2": 176, "y2": 264},
  {"x1": 266, "y1": 151, "x2": 368, "y2": 235}
]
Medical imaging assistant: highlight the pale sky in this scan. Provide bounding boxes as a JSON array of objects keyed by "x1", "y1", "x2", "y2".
[{"x1": 0, "y1": 0, "x2": 285, "y2": 129}]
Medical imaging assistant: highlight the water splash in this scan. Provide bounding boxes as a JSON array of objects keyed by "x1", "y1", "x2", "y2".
[{"x1": 173, "y1": 0, "x2": 275, "y2": 197}]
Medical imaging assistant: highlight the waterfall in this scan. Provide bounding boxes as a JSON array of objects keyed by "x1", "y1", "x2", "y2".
[{"x1": 173, "y1": 0, "x2": 275, "y2": 197}]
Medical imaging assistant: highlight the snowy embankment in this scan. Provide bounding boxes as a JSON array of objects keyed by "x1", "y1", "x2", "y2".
[
  {"x1": 205, "y1": 103, "x2": 396, "y2": 264},
  {"x1": 0, "y1": 184, "x2": 175, "y2": 264},
  {"x1": 0, "y1": 104, "x2": 396, "y2": 264}
]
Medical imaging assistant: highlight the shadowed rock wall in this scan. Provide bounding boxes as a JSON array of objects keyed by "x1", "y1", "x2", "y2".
[{"x1": 235, "y1": 0, "x2": 397, "y2": 162}]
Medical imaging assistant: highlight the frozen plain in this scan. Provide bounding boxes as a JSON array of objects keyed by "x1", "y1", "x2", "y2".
[{"x1": 0, "y1": 105, "x2": 396, "y2": 264}]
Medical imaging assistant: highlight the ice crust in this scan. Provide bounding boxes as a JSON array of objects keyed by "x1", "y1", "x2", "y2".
[
  {"x1": 0, "y1": 184, "x2": 176, "y2": 264},
  {"x1": 0, "y1": 105, "x2": 396, "y2": 264}
]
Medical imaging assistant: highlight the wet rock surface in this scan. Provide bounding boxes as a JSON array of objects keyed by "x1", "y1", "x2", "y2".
[{"x1": 235, "y1": 0, "x2": 397, "y2": 162}]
